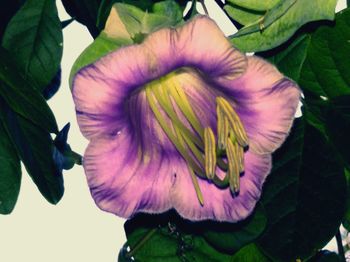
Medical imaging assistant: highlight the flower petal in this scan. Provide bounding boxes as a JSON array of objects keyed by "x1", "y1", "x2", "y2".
[
  {"x1": 72, "y1": 15, "x2": 247, "y2": 139},
  {"x1": 220, "y1": 56, "x2": 301, "y2": 154},
  {"x1": 171, "y1": 151, "x2": 271, "y2": 222},
  {"x1": 72, "y1": 44, "x2": 159, "y2": 139},
  {"x1": 143, "y1": 15, "x2": 247, "y2": 81},
  {"x1": 83, "y1": 129, "x2": 176, "y2": 217}
]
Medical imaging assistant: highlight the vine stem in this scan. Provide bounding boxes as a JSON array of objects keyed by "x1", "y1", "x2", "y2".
[
  {"x1": 125, "y1": 228, "x2": 158, "y2": 258},
  {"x1": 336, "y1": 229, "x2": 346, "y2": 262},
  {"x1": 198, "y1": 0, "x2": 209, "y2": 16}
]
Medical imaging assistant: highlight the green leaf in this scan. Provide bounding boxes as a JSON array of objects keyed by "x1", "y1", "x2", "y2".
[
  {"x1": 2, "y1": 0, "x2": 63, "y2": 89},
  {"x1": 0, "y1": 99, "x2": 64, "y2": 205},
  {"x1": 231, "y1": 244, "x2": 271, "y2": 262},
  {"x1": 231, "y1": 0, "x2": 337, "y2": 52},
  {"x1": 124, "y1": 212, "x2": 232, "y2": 262},
  {"x1": 264, "y1": 34, "x2": 310, "y2": 81},
  {"x1": 0, "y1": 47, "x2": 58, "y2": 134},
  {"x1": 0, "y1": 0, "x2": 24, "y2": 39},
  {"x1": 61, "y1": 0, "x2": 102, "y2": 37},
  {"x1": 233, "y1": 0, "x2": 296, "y2": 38},
  {"x1": 342, "y1": 169, "x2": 350, "y2": 230},
  {"x1": 97, "y1": 0, "x2": 154, "y2": 30},
  {"x1": 202, "y1": 204, "x2": 267, "y2": 253},
  {"x1": 299, "y1": 8, "x2": 350, "y2": 99},
  {"x1": 260, "y1": 9, "x2": 350, "y2": 138},
  {"x1": 224, "y1": 4, "x2": 264, "y2": 26},
  {"x1": 326, "y1": 95, "x2": 350, "y2": 168},
  {"x1": 257, "y1": 117, "x2": 347, "y2": 261},
  {"x1": 0, "y1": 121, "x2": 21, "y2": 214},
  {"x1": 226, "y1": 0, "x2": 280, "y2": 11}
]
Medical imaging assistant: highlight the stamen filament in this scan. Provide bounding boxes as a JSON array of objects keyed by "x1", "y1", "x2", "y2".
[
  {"x1": 188, "y1": 167, "x2": 204, "y2": 206},
  {"x1": 153, "y1": 83, "x2": 203, "y2": 148},
  {"x1": 204, "y1": 127, "x2": 216, "y2": 179},
  {"x1": 168, "y1": 80, "x2": 204, "y2": 138},
  {"x1": 145, "y1": 87, "x2": 204, "y2": 179},
  {"x1": 226, "y1": 139, "x2": 240, "y2": 194},
  {"x1": 217, "y1": 97, "x2": 248, "y2": 147},
  {"x1": 174, "y1": 125, "x2": 204, "y2": 206}
]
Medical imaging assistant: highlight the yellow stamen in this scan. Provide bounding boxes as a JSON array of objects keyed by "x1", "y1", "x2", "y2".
[
  {"x1": 152, "y1": 82, "x2": 203, "y2": 148},
  {"x1": 145, "y1": 87, "x2": 204, "y2": 179},
  {"x1": 168, "y1": 79, "x2": 203, "y2": 138},
  {"x1": 204, "y1": 127, "x2": 216, "y2": 180},
  {"x1": 226, "y1": 139, "x2": 240, "y2": 194},
  {"x1": 217, "y1": 97, "x2": 248, "y2": 147},
  {"x1": 174, "y1": 125, "x2": 204, "y2": 206}
]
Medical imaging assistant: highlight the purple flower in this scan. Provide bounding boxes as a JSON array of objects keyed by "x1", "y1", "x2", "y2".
[{"x1": 72, "y1": 16, "x2": 300, "y2": 222}]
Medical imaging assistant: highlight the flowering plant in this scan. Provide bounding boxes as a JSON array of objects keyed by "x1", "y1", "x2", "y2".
[{"x1": 0, "y1": 0, "x2": 349, "y2": 261}]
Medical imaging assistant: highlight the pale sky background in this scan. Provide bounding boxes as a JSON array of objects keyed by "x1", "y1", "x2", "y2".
[{"x1": 0, "y1": 1, "x2": 347, "y2": 261}]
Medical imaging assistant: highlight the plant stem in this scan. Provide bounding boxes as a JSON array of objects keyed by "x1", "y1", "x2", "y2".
[
  {"x1": 198, "y1": 0, "x2": 209, "y2": 15},
  {"x1": 336, "y1": 229, "x2": 346, "y2": 262},
  {"x1": 126, "y1": 228, "x2": 158, "y2": 258}
]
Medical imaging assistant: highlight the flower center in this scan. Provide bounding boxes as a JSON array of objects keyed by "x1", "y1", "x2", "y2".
[{"x1": 144, "y1": 69, "x2": 248, "y2": 206}]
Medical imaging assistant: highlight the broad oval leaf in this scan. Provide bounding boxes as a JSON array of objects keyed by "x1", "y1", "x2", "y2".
[
  {"x1": 202, "y1": 204, "x2": 267, "y2": 253},
  {"x1": 0, "y1": 48, "x2": 58, "y2": 134},
  {"x1": 0, "y1": 121, "x2": 21, "y2": 215},
  {"x1": 0, "y1": 99, "x2": 64, "y2": 205},
  {"x1": 2, "y1": 0, "x2": 63, "y2": 89},
  {"x1": 231, "y1": 0, "x2": 337, "y2": 52},
  {"x1": 258, "y1": 118, "x2": 347, "y2": 261},
  {"x1": 299, "y1": 8, "x2": 350, "y2": 99},
  {"x1": 0, "y1": 0, "x2": 24, "y2": 39},
  {"x1": 124, "y1": 212, "x2": 232, "y2": 262},
  {"x1": 231, "y1": 244, "x2": 271, "y2": 262}
]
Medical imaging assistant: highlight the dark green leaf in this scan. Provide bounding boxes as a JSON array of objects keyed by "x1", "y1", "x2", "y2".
[
  {"x1": 308, "y1": 250, "x2": 342, "y2": 262},
  {"x1": 0, "y1": 47, "x2": 58, "y2": 133},
  {"x1": 326, "y1": 95, "x2": 350, "y2": 168},
  {"x1": 264, "y1": 34, "x2": 310, "y2": 81},
  {"x1": 231, "y1": 244, "x2": 271, "y2": 262},
  {"x1": 0, "y1": 0, "x2": 25, "y2": 39},
  {"x1": 299, "y1": 8, "x2": 350, "y2": 99},
  {"x1": 231, "y1": 0, "x2": 337, "y2": 52},
  {"x1": 260, "y1": 9, "x2": 350, "y2": 140},
  {"x1": 2, "y1": 0, "x2": 63, "y2": 89},
  {"x1": 258, "y1": 118, "x2": 346, "y2": 261},
  {"x1": 0, "y1": 121, "x2": 21, "y2": 214},
  {"x1": 343, "y1": 169, "x2": 350, "y2": 230},
  {"x1": 61, "y1": 0, "x2": 102, "y2": 37},
  {"x1": 124, "y1": 212, "x2": 231, "y2": 262},
  {"x1": 202, "y1": 204, "x2": 267, "y2": 253},
  {"x1": 0, "y1": 99, "x2": 64, "y2": 204},
  {"x1": 42, "y1": 68, "x2": 61, "y2": 100}
]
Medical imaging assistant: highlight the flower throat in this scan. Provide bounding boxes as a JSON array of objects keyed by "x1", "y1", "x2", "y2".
[{"x1": 145, "y1": 70, "x2": 248, "y2": 206}]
